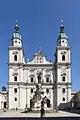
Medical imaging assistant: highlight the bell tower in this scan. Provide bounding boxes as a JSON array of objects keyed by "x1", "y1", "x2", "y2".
[
  {"x1": 8, "y1": 22, "x2": 25, "y2": 109},
  {"x1": 54, "y1": 21, "x2": 71, "y2": 108},
  {"x1": 9, "y1": 21, "x2": 25, "y2": 64}
]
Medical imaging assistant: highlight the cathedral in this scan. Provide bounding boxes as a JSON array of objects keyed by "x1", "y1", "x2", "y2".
[{"x1": 0, "y1": 22, "x2": 72, "y2": 110}]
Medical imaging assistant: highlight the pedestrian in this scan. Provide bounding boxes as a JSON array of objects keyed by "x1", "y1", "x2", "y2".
[{"x1": 40, "y1": 107, "x2": 45, "y2": 117}]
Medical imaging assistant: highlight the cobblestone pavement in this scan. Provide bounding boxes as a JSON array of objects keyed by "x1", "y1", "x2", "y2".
[{"x1": 0, "y1": 110, "x2": 80, "y2": 117}]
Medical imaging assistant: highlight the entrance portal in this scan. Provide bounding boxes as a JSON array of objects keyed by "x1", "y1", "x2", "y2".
[
  {"x1": 47, "y1": 99, "x2": 50, "y2": 108},
  {"x1": 4, "y1": 102, "x2": 6, "y2": 108}
]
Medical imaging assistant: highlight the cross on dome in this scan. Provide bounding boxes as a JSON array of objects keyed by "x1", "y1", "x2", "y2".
[
  {"x1": 60, "y1": 19, "x2": 64, "y2": 33},
  {"x1": 61, "y1": 20, "x2": 64, "y2": 26}
]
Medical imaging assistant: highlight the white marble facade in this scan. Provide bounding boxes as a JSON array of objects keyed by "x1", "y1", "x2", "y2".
[{"x1": 7, "y1": 23, "x2": 72, "y2": 110}]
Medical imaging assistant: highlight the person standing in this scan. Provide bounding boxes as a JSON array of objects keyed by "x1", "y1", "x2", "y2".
[{"x1": 40, "y1": 107, "x2": 45, "y2": 117}]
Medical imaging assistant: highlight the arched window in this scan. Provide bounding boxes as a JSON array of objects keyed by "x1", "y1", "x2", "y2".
[
  {"x1": 31, "y1": 77, "x2": 33, "y2": 82},
  {"x1": 62, "y1": 76, "x2": 65, "y2": 81},
  {"x1": 14, "y1": 55, "x2": 17, "y2": 61},
  {"x1": 62, "y1": 55, "x2": 65, "y2": 61},
  {"x1": 63, "y1": 97, "x2": 65, "y2": 101},
  {"x1": 46, "y1": 89, "x2": 49, "y2": 93},
  {"x1": 62, "y1": 88, "x2": 65, "y2": 93},
  {"x1": 31, "y1": 89, "x2": 33, "y2": 93},
  {"x1": 14, "y1": 97, "x2": 17, "y2": 101},
  {"x1": 14, "y1": 76, "x2": 17, "y2": 81},
  {"x1": 14, "y1": 88, "x2": 17, "y2": 93},
  {"x1": 15, "y1": 41, "x2": 17, "y2": 43},
  {"x1": 46, "y1": 77, "x2": 49, "y2": 82}
]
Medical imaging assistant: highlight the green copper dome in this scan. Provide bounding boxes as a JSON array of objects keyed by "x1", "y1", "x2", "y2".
[
  {"x1": 12, "y1": 22, "x2": 22, "y2": 40},
  {"x1": 57, "y1": 24, "x2": 68, "y2": 40}
]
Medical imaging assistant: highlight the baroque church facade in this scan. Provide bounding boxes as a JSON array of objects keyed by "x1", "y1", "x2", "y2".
[{"x1": 0, "y1": 22, "x2": 72, "y2": 110}]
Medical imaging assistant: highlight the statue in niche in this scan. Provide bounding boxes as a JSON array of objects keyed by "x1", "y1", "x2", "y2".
[{"x1": 37, "y1": 73, "x2": 41, "y2": 83}]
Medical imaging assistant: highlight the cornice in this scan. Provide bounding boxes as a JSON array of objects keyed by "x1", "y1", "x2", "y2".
[
  {"x1": 55, "y1": 62, "x2": 71, "y2": 66},
  {"x1": 8, "y1": 82, "x2": 25, "y2": 85},
  {"x1": 8, "y1": 63, "x2": 24, "y2": 67},
  {"x1": 8, "y1": 81, "x2": 72, "y2": 87},
  {"x1": 8, "y1": 82, "x2": 54, "y2": 86},
  {"x1": 8, "y1": 46, "x2": 24, "y2": 51},
  {"x1": 23, "y1": 64, "x2": 54, "y2": 68},
  {"x1": 55, "y1": 82, "x2": 72, "y2": 85},
  {"x1": 56, "y1": 46, "x2": 70, "y2": 50}
]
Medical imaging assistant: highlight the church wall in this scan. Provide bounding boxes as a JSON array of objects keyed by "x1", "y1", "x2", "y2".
[
  {"x1": 23, "y1": 69, "x2": 27, "y2": 82},
  {"x1": 66, "y1": 67, "x2": 71, "y2": 82},
  {"x1": 8, "y1": 85, "x2": 19, "y2": 109},
  {"x1": 57, "y1": 67, "x2": 61, "y2": 82},
  {"x1": 50, "y1": 88, "x2": 54, "y2": 109},
  {"x1": 53, "y1": 85, "x2": 57, "y2": 109},
  {"x1": 67, "y1": 85, "x2": 71, "y2": 102},
  {"x1": 56, "y1": 84, "x2": 71, "y2": 108},
  {"x1": 19, "y1": 85, "x2": 26, "y2": 109},
  {"x1": 57, "y1": 49, "x2": 70, "y2": 63},
  {"x1": 9, "y1": 67, "x2": 13, "y2": 82},
  {"x1": 57, "y1": 85, "x2": 62, "y2": 107},
  {"x1": 19, "y1": 67, "x2": 23, "y2": 82},
  {"x1": 9, "y1": 48, "x2": 24, "y2": 63},
  {"x1": 26, "y1": 87, "x2": 31, "y2": 108}
]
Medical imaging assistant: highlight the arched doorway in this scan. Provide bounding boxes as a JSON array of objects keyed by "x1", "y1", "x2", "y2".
[
  {"x1": 4, "y1": 102, "x2": 6, "y2": 108},
  {"x1": 47, "y1": 99, "x2": 50, "y2": 108}
]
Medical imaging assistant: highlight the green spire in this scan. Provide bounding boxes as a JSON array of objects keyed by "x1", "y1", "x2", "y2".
[
  {"x1": 15, "y1": 20, "x2": 19, "y2": 32},
  {"x1": 12, "y1": 21, "x2": 22, "y2": 40},
  {"x1": 60, "y1": 20, "x2": 64, "y2": 33},
  {"x1": 57, "y1": 20, "x2": 68, "y2": 40}
]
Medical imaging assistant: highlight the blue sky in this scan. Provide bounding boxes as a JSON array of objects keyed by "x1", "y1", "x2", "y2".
[{"x1": 0, "y1": 0, "x2": 80, "y2": 92}]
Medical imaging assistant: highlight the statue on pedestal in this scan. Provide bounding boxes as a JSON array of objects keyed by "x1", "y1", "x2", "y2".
[{"x1": 30, "y1": 72, "x2": 44, "y2": 109}]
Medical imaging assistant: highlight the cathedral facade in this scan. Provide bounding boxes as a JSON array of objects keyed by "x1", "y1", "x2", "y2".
[{"x1": 8, "y1": 23, "x2": 71, "y2": 110}]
